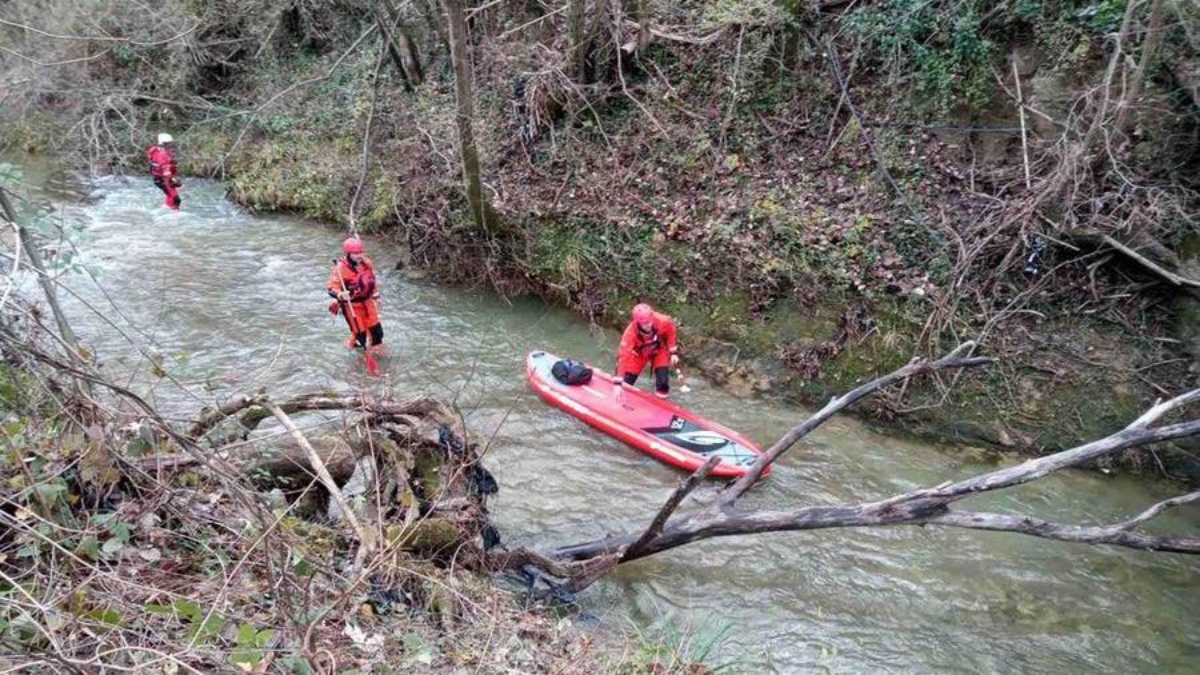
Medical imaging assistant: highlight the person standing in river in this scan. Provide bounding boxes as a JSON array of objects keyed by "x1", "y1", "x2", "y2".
[
  {"x1": 327, "y1": 236, "x2": 384, "y2": 351},
  {"x1": 146, "y1": 133, "x2": 182, "y2": 211},
  {"x1": 615, "y1": 302, "x2": 679, "y2": 398}
]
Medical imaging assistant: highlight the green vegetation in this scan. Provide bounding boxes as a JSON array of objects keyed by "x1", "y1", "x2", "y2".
[
  {"x1": 1, "y1": 2, "x2": 1198, "y2": 670},
  {"x1": 2, "y1": 0, "x2": 1196, "y2": 463},
  {"x1": 0, "y1": 323, "x2": 719, "y2": 672},
  {"x1": 848, "y1": 0, "x2": 999, "y2": 113}
]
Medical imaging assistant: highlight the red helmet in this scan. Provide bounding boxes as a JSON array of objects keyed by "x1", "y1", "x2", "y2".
[
  {"x1": 632, "y1": 303, "x2": 654, "y2": 324},
  {"x1": 343, "y1": 237, "x2": 364, "y2": 255}
]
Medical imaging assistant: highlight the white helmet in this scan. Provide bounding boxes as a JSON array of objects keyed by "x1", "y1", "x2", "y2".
[{"x1": 157, "y1": 133, "x2": 174, "y2": 144}]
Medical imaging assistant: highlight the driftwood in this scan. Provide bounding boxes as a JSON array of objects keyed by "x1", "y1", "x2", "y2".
[
  {"x1": 482, "y1": 343, "x2": 1200, "y2": 593},
  {"x1": 264, "y1": 401, "x2": 370, "y2": 552},
  {"x1": 187, "y1": 392, "x2": 447, "y2": 440},
  {"x1": 152, "y1": 394, "x2": 450, "y2": 492},
  {"x1": 178, "y1": 392, "x2": 498, "y2": 570}
]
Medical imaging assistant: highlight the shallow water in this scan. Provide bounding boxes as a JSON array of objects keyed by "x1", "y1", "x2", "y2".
[{"x1": 21, "y1": 174, "x2": 1200, "y2": 673}]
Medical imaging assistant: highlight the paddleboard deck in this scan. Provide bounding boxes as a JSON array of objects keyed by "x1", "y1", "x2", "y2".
[{"x1": 525, "y1": 351, "x2": 769, "y2": 479}]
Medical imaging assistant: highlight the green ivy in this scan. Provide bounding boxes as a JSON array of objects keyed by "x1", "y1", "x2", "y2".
[
  {"x1": 846, "y1": 0, "x2": 1126, "y2": 116},
  {"x1": 847, "y1": 0, "x2": 997, "y2": 114}
]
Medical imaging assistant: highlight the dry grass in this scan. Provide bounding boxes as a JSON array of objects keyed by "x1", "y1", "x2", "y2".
[{"x1": 0, "y1": 297, "x2": 710, "y2": 673}]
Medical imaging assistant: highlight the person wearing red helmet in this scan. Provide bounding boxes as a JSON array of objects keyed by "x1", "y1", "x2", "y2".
[
  {"x1": 146, "y1": 132, "x2": 181, "y2": 210},
  {"x1": 616, "y1": 302, "x2": 679, "y2": 398},
  {"x1": 327, "y1": 236, "x2": 383, "y2": 350}
]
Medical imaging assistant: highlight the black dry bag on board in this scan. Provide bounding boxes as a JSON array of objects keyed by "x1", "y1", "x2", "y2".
[{"x1": 551, "y1": 359, "x2": 593, "y2": 385}]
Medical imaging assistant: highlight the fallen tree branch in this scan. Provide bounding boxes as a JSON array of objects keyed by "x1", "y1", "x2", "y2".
[
  {"x1": 622, "y1": 455, "x2": 721, "y2": 562},
  {"x1": 551, "y1": 430, "x2": 1200, "y2": 562},
  {"x1": 533, "y1": 342, "x2": 1200, "y2": 590},
  {"x1": 719, "y1": 341, "x2": 990, "y2": 506},
  {"x1": 264, "y1": 401, "x2": 371, "y2": 556},
  {"x1": 925, "y1": 509, "x2": 1200, "y2": 554},
  {"x1": 188, "y1": 392, "x2": 447, "y2": 440},
  {"x1": 623, "y1": 20, "x2": 726, "y2": 46},
  {"x1": 1117, "y1": 489, "x2": 1200, "y2": 531},
  {"x1": 1101, "y1": 234, "x2": 1200, "y2": 289}
]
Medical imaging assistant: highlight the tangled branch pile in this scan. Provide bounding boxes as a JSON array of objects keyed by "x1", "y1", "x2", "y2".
[{"x1": 0, "y1": 310, "x2": 637, "y2": 671}]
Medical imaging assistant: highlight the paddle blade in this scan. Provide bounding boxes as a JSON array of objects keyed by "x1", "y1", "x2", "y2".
[
  {"x1": 364, "y1": 350, "x2": 380, "y2": 376},
  {"x1": 675, "y1": 369, "x2": 690, "y2": 393}
]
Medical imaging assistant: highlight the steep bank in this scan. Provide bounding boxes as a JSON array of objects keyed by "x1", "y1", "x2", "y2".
[{"x1": 2, "y1": 0, "x2": 1196, "y2": 474}]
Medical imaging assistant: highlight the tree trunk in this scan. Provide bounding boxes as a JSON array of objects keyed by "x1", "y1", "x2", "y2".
[
  {"x1": 440, "y1": 0, "x2": 493, "y2": 232},
  {"x1": 399, "y1": 26, "x2": 425, "y2": 85},
  {"x1": 413, "y1": 0, "x2": 449, "y2": 54},
  {"x1": 567, "y1": 0, "x2": 588, "y2": 83},
  {"x1": 624, "y1": 0, "x2": 649, "y2": 53},
  {"x1": 586, "y1": 0, "x2": 613, "y2": 82},
  {"x1": 375, "y1": 7, "x2": 413, "y2": 91},
  {"x1": 377, "y1": 1, "x2": 425, "y2": 87},
  {"x1": 1114, "y1": 0, "x2": 1166, "y2": 134}
]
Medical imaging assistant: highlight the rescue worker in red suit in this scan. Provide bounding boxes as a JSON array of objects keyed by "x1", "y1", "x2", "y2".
[
  {"x1": 327, "y1": 237, "x2": 384, "y2": 350},
  {"x1": 616, "y1": 303, "x2": 679, "y2": 398},
  {"x1": 146, "y1": 133, "x2": 182, "y2": 210}
]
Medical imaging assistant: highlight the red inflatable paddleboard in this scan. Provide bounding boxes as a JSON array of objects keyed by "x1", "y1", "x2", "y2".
[{"x1": 525, "y1": 351, "x2": 769, "y2": 479}]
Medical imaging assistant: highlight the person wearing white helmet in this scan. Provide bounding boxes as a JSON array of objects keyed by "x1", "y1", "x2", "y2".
[{"x1": 146, "y1": 132, "x2": 182, "y2": 210}]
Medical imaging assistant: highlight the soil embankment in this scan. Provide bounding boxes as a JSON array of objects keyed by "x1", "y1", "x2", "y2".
[{"x1": 3, "y1": 1, "x2": 1196, "y2": 474}]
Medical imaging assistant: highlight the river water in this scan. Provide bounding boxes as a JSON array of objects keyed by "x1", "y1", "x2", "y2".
[{"x1": 16, "y1": 170, "x2": 1200, "y2": 673}]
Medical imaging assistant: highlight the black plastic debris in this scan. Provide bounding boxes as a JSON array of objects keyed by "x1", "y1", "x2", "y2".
[
  {"x1": 367, "y1": 576, "x2": 413, "y2": 616},
  {"x1": 1024, "y1": 234, "x2": 1048, "y2": 276},
  {"x1": 481, "y1": 523, "x2": 502, "y2": 551},
  {"x1": 437, "y1": 426, "x2": 465, "y2": 457},
  {"x1": 472, "y1": 464, "x2": 498, "y2": 496}
]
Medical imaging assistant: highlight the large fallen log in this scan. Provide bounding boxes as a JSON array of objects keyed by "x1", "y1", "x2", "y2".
[{"x1": 483, "y1": 343, "x2": 1200, "y2": 594}]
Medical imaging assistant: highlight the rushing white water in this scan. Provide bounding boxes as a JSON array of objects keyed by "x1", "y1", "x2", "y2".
[{"x1": 28, "y1": 172, "x2": 1200, "y2": 673}]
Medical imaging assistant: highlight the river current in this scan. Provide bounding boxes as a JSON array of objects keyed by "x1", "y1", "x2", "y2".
[{"x1": 19, "y1": 169, "x2": 1200, "y2": 673}]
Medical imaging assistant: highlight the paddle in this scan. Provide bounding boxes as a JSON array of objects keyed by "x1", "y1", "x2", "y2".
[
  {"x1": 675, "y1": 362, "x2": 692, "y2": 393},
  {"x1": 611, "y1": 379, "x2": 634, "y2": 411},
  {"x1": 334, "y1": 261, "x2": 379, "y2": 376}
]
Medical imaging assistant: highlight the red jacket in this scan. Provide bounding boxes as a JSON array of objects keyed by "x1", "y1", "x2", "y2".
[
  {"x1": 327, "y1": 256, "x2": 379, "y2": 302},
  {"x1": 147, "y1": 144, "x2": 177, "y2": 179},
  {"x1": 619, "y1": 311, "x2": 677, "y2": 360}
]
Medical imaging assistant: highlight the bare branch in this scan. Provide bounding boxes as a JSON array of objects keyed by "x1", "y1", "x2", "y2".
[
  {"x1": 719, "y1": 342, "x2": 990, "y2": 505},
  {"x1": 623, "y1": 20, "x2": 726, "y2": 46},
  {"x1": 1101, "y1": 234, "x2": 1200, "y2": 288},
  {"x1": 556, "y1": 483, "x2": 1200, "y2": 567},
  {"x1": 919, "y1": 418, "x2": 1200, "y2": 501},
  {"x1": 187, "y1": 392, "x2": 448, "y2": 439},
  {"x1": 187, "y1": 393, "x2": 269, "y2": 439},
  {"x1": 0, "y1": 188, "x2": 84, "y2": 366},
  {"x1": 0, "y1": 220, "x2": 22, "y2": 310},
  {"x1": 1115, "y1": 490, "x2": 1200, "y2": 531},
  {"x1": 546, "y1": 384, "x2": 1200, "y2": 589},
  {"x1": 925, "y1": 510, "x2": 1200, "y2": 554},
  {"x1": 0, "y1": 16, "x2": 201, "y2": 47},
  {"x1": 263, "y1": 402, "x2": 371, "y2": 555},
  {"x1": 622, "y1": 455, "x2": 720, "y2": 562},
  {"x1": 1130, "y1": 389, "x2": 1200, "y2": 428},
  {"x1": 0, "y1": 44, "x2": 112, "y2": 67}
]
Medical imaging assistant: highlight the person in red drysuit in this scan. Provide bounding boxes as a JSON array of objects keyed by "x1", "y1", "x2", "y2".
[
  {"x1": 327, "y1": 237, "x2": 383, "y2": 350},
  {"x1": 616, "y1": 302, "x2": 679, "y2": 398},
  {"x1": 146, "y1": 132, "x2": 181, "y2": 210}
]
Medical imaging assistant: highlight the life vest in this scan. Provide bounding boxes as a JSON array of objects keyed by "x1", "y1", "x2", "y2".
[
  {"x1": 328, "y1": 256, "x2": 379, "y2": 303},
  {"x1": 146, "y1": 145, "x2": 176, "y2": 179},
  {"x1": 620, "y1": 312, "x2": 677, "y2": 358},
  {"x1": 633, "y1": 325, "x2": 662, "y2": 355}
]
